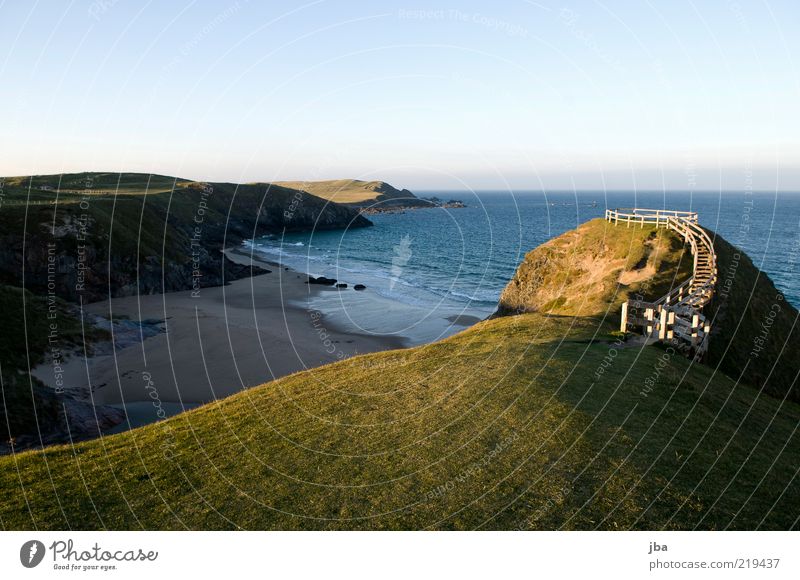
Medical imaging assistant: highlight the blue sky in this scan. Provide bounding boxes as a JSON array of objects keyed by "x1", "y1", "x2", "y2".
[{"x1": 1, "y1": 0, "x2": 798, "y2": 190}]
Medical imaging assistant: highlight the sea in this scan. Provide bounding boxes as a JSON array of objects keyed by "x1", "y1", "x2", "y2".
[{"x1": 246, "y1": 191, "x2": 800, "y2": 346}]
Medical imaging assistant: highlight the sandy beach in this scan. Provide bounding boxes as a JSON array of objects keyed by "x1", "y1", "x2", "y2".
[{"x1": 33, "y1": 249, "x2": 405, "y2": 420}]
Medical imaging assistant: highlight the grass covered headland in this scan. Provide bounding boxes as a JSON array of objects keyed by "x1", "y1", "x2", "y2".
[
  {"x1": 0, "y1": 172, "x2": 370, "y2": 447},
  {"x1": 0, "y1": 218, "x2": 797, "y2": 530}
]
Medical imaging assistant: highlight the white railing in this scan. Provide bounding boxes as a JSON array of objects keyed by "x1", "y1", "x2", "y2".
[
  {"x1": 605, "y1": 208, "x2": 698, "y2": 229},
  {"x1": 606, "y1": 208, "x2": 717, "y2": 356}
]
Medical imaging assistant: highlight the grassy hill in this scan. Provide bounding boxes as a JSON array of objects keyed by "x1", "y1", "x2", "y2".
[
  {"x1": 1, "y1": 218, "x2": 797, "y2": 530},
  {"x1": 273, "y1": 179, "x2": 421, "y2": 206},
  {"x1": 498, "y1": 219, "x2": 800, "y2": 404},
  {"x1": 1, "y1": 172, "x2": 191, "y2": 198},
  {"x1": 0, "y1": 172, "x2": 370, "y2": 447}
]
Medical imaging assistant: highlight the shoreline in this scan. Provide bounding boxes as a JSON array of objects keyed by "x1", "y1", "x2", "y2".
[{"x1": 32, "y1": 250, "x2": 407, "y2": 429}]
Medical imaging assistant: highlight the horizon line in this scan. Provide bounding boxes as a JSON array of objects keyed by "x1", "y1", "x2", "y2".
[{"x1": 3, "y1": 170, "x2": 800, "y2": 195}]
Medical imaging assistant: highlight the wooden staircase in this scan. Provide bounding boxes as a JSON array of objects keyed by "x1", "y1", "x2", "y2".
[{"x1": 606, "y1": 208, "x2": 717, "y2": 356}]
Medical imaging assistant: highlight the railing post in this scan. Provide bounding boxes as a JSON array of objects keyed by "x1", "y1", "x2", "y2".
[
  {"x1": 691, "y1": 314, "x2": 700, "y2": 346},
  {"x1": 620, "y1": 301, "x2": 628, "y2": 333},
  {"x1": 659, "y1": 308, "x2": 668, "y2": 339}
]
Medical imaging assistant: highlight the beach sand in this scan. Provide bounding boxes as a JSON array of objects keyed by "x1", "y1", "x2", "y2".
[{"x1": 33, "y1": 250, "x2": 405, "y2": 416}]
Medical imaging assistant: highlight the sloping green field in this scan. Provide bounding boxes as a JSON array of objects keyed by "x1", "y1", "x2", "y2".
[{"x1": 1, "y1": 311, "x2": 796, "y2": 530}]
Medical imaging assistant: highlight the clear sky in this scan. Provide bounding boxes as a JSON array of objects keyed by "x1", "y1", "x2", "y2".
[{"x1": 1, "y1": 0, "x2": 798, "y2": 191}]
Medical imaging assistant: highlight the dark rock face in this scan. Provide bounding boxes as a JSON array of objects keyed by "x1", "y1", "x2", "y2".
[
  {"x1": 354, "y1": 284, "x2": 366, "y2": 291},
  {"x1": 61, "y1": 397, "x2": 125, "y2": 438},
  {"x1": 0, "y1": 392, "x2": 125, "y2": 455}
]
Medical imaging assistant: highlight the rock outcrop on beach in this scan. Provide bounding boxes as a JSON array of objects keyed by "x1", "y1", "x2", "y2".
[{"x1": 307, "y1": 275, "x2": 338, "y2": 286}]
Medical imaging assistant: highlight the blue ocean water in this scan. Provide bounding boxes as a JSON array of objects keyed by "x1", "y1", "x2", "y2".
[{"x1": 248, "y1": 191, "x2": 800, "y2": 343}]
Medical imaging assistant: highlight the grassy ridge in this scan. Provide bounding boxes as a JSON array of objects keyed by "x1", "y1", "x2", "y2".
[
  {"x1": 1, "y1": 172, "x2": 190, "y2": 195},
  {"x1": 273, "y1": 179, "x2": 417, "y2": 205},
  {"x1": 0, "y1": 312, "x2": 796, "y2": 530}
]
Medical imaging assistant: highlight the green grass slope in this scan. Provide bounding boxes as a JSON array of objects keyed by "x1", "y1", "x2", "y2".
[
  {"x1": 1, "y1": 220, "x2": 797, "y2": 530},
  {"x1": 0, "y1": 314, "x2": 796, "y2": 530},
  {"x1": 0, "y1": 173, "x2": 191, "y2": 206},
  {"x1": 2, "y1": 172, "x2": 191, "y2": 195}
]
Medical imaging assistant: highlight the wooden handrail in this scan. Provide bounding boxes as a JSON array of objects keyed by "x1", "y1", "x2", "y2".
[{"x1": 606, "y1": 208, "x2": 716, "y2": 356}]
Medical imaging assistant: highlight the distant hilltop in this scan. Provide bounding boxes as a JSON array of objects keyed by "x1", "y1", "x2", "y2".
[
  {"x1": 273, "y1": 179, "x2": 416, "y2": 206},
  {"x1": 272, "y1": 179, "x2": 465, "y2": 212}
]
